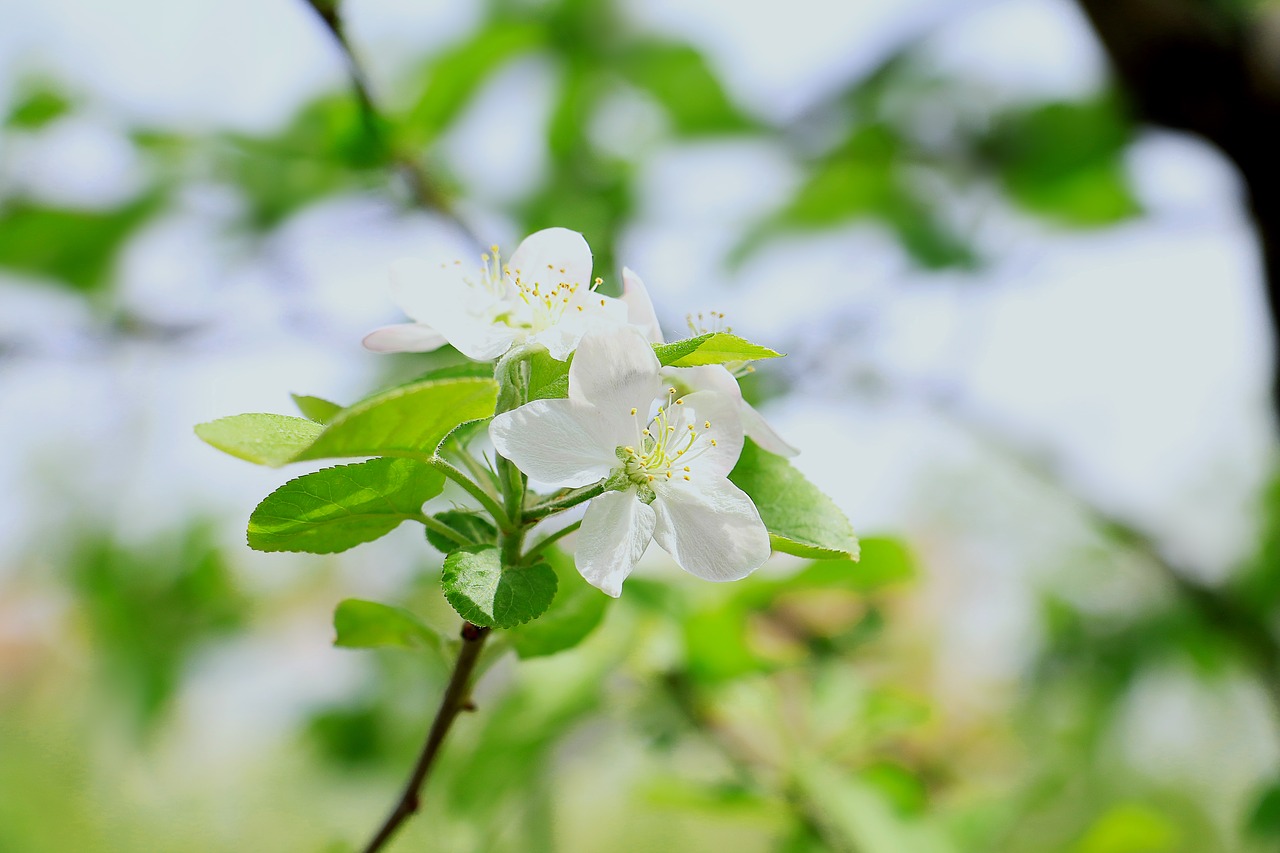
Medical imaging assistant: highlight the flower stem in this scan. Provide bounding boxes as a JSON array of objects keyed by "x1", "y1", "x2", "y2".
[
  {"x1": 429, "y1": 457, "x2": 511, "y2": 531},
  {"x1": 361, "y1": 622, "x2": 491, "y2": 853},
  {"x1": 413, "y1": 513, "x2": 475, "y2": 549},
  {"x1": 523, "y1": 482, "x2": 606, "y2": 523},
  {"x1": 522, "y1": 521, "x2": 582, "y2": 564}
]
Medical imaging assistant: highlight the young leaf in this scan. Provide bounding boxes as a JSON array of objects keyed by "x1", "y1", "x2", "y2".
[
  {"x1": 441, "y1": 546, "x2": 557, "y2": 629},
  {"x1": 333, "y1": 599, "x2": 440, "y2": 652},
  {"x1": 248, "y1": 458, "x2": 445, "y2": 554},
  {"x1": 424, "y1": 510, "x2": 497, "y2": 553},
  {"x1": 509, "y1": 548, "x2": 609, "y2": 658},
  {"x1": 195, "y1": 414, "x2": 324, "y2": 466},
  {"x1": 291, "y1": 393, "x2": 342, "y2": 424},
  {"x1": 526, "y1": 348, "x2": 571, "y2": 401},
  {"x1": 654, "y1": 333, "x2": 781, "y2": 367},
  {"x1": 729, "y1": 440, "x2": 859, "y2": 560},
  {"x1": 297, "y1": 376, "x2": 498, "y2": 462}
]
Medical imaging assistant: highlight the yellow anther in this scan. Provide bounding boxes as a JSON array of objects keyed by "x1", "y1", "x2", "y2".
[
  {"x1": 666, "y1": 472, "x2": 672, "y2": 479},
  {"x1": 559, "y1": 267, "x2": 565, "y2": 273},
  {"x1": 577, "y1": 305, "x2": 583, "y2": 312},
  {"x1": 710, "y1": 439, "x2": 718, "y2": 446},
  {"x1": 647, "y1": 475, "x2": 654, "y2": 481},
  {"x1": 683, "y1": 475, "x2": 690, "y2": 481},
  {"x1": 704, "y1": 421, "x2": 711, "y2": 429},
  {"x1": 642, "y1": 429, "x2": 651, "y2": 436},
  {"x1": 547, "y1": 264, "x2": 554, "y2": 270},
  {"x1": 599, "y1": 298, "x2": 606, "y2": 307},
  {"x1": 683, "y1": 466, "x2": 690, "y2": 472},
  {"x1": 630, "y1": 407, "x2": 637, "y2": 415},
  {"x1": 675, "y1": 398, "x2": 684, "y2": 405}
]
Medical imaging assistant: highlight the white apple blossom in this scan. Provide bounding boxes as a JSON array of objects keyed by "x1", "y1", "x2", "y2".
[
  {"x1": 489, "y1": 326, "x2": 771, "y2": 597},
  {"x1": 364, "y1": 227, "x2": 628, "y2": 361},
  {"x1": 620, "y1": 267, "x2": 799, "y2": 457}
]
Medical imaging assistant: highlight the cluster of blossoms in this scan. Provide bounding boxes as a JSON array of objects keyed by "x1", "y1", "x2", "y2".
[{"x1": 365, "y1": 227, "x2": 795, "y2": 596}]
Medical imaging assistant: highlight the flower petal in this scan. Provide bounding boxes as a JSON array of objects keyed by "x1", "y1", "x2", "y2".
[
  {"x1": 528, "y1": 295, "x2": 629, "y2": 361},
  {"x1": 507, "y1": 227, "x2": 593, "y2": 296},
  {"x1": 678, "y1": 365, "x2": 743, "y2": 401},
  {"x1": 568, "y1": 326, "x2": 662, "y2": 444},
  {"x1": 622, "y1": 267, "x2": 664, "y2": 344},
  {"x1": 740, "y1": 401, "x2": 799, "y2": 457},
  {"x1": 390, "y1": 257, "x2": 517, "y2": 360},
  {"x1": 675, "y1": 390, "x2": 744, "y2": 478},
  {"x1": 651, "y1": 477, "x2": 770, "y2": 583},
  {"x1": 575, "y1": 489, "x2": 656, "y2": 597},
  {"x1": 489, "y1": 399, "x2": 618, "y2": 488},
  {"x1": 361, "y1": 323, "x2": 448, "y2": 353}
]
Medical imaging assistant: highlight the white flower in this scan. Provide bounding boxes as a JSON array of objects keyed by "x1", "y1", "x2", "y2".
[
  {"x1": 364, "y1": 227, "x2": 629, "y2": 361},
  {"x1": 620, "y1": 267, "x2": 799, "y2": 457},
  {"x1": 489, "y1": 326, "x2": 771, "y2": 597}
]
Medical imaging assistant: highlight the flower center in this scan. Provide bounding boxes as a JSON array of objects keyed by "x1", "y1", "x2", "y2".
[
  {"x1": 618, "y1": 388, "x2": 718, "y2": 486},
  {"x1": 506, "y1": 257, "x2": 605, "y2": 333}
]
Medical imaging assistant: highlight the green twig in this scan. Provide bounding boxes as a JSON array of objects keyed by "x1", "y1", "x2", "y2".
[
  {"x1": 429, "y1": 457, "x2": 511, "y2": 531},
  {"x1": 523, "y1": 482, "x2": 606, "y2": 523},
  {"x1": 413, "y1": 512, "x2": 475, "y2": 549},
  {"x1": 522, "y1": 520, "x2": 582, "y2": 564}
]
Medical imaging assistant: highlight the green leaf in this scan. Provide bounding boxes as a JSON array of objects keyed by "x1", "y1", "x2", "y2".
[
  {"x1": 1246, "y1": 778, "x2": 1280, "y2": 838},
  {"x1": 441, "y1": 546, "x2": 557, "y2": 629},
  {"x1": 527, "y1": 348, "x2": 572, "y2": 401},
  {"x1": 403, "y1": 22, "x2": 545, "y2": 146},
  {"x1": 247, "y1": 458, "x2": 444, "y2": 554},
  {"x1": 654, "y1": 333, "x2": 781, "y2": 367},
  {"x1": 793, "y1": 538, "x2": 913, "y2": 591},
  {"x1": 729, "y1": 440, "x2": 859, "y2": 559},
  {"x1": 509, "y1": 547, "x2": 609, "y2": 658},
  {"x1": 988, "y1": 96, "x2": 1139, "y2": 227},
  {"x1": 297, "y1": 377, "x2": 498, "y2": 462},
  {"x1": 6, "y1": 86, "x2": 72, "y2": 129},
  {"x1": 619, "y1": 40, "x2": 756, "y2": 136},
  {"x1": 333, "y1": 599, "x2": 440, "y2": 651},
  {"x1": 195, "y1": 414, "x2": 324, "y2": 466},
  {"x1": 0, "y1": 196, "x2": 159, "y2": 292},
  {"x1": 424, "y1": 510, "x2": 497, "y2": 553},
  {"x1": 291, "y1": 393, "x2": 342, "y2": 424}
]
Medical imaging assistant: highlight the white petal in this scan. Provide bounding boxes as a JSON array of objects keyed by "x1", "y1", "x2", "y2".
[
  {"x1": 361, "y1": 323, "x2": 448, "y2": 353},
  {"x1": 489, "y1": 399, "x2": 618, "y2": 487},
  {"x1": 651, "y1": 477, "x2": 770, "y2": 583},
  {"x1": 390, "y1": 258, "x2": 517, "y2": 361},
  {"x1": 621, "y1": 267, "x2": 664, "y2": 343},
  {"x1": 676, "y1": 390, "x2": 744, "y2": 478},
  {"x1": 507, "y1": 227, "x2": 593, "y2": 295},
  {"x1": 575, "y1": 489, "x2": 656, "y2": 597},
  {"x1": 567, "y1": 326, "x2": 662, "y2": 444},
  {"x1": 527, "y1": 303, "x2": 621, "y2": 361},
  {"x1": 740, "y1": 402, "x2": 799, "y2": 457},
  {"x1": 678, "y1": 365, "x2": 743, "y2": 401}
]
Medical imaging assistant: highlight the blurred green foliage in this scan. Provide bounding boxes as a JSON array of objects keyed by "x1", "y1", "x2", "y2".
[{"x1": 2, "y1": 0, "x2": 1274, "y2": 850}]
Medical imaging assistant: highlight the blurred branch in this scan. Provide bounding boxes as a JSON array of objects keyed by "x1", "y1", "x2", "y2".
[
  {"x1": 895, "y1": 375, "x2": 1280, "y2": 719},
  {"x1": 361, "y1": 621, "x2": 491, "y2": 853},
  {"x1": 1075, "y1": 0, "x2": 1280, "y2": 422},
  {"x1": 662, "y1": 672, "x2": 859, "y2": 853},
  {"x1": 301, "y1": 0, "x2": 481, "y2": 249}
]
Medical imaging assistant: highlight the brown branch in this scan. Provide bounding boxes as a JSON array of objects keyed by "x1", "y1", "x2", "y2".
[
  {"x1": 1075, "y1": 0, "x2": 1280, "y2": 420},
  {"x1": 361, "y1": 622, "x2": 491, "y2": 853},
  {"x1": 300, "y1": 0, "x2": 481, "y2": 249}
]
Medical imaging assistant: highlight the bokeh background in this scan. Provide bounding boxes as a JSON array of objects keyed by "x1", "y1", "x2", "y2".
[{"x1": 3, "y1": 0, "x2": 1280, "y2": 850}]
